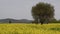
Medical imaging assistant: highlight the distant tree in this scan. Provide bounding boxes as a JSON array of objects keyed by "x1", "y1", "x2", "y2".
[{"x1": 31, "y1": 2, "x2": 55, "y2": 24}]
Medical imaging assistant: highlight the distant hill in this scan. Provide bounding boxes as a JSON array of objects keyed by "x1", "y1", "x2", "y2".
[{"x1": 0, "y1": 18, "x2": 32, "y2": 23}]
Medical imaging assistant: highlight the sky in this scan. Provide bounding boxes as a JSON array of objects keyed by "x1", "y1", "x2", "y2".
[{"x1": 0, "y1": 0, "x2": 60, "y2": 20}]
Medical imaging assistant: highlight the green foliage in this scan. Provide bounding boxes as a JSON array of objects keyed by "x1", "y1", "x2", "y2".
[
  {"x1": 50, "y1": 20, "x2": 60, "y2": 23},
  {"x1": 50, "y1": 18, "x2": 60, "y2": 23},
  {"x1": 50, "y1": 28, "x2": 60, "y2": 31},
  {"x1": 31, "y1": 2, "x2": 55, "y2": 24}
]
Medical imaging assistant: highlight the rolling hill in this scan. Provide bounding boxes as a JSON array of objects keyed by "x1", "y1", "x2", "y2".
[{"x1": 0, "y1": 18, "x2": 32, "y2": 23}]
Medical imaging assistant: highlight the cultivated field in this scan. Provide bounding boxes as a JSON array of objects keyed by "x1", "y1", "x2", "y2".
[{"x1": 0, "y1": 23, "x2": 60, "y2": 34}]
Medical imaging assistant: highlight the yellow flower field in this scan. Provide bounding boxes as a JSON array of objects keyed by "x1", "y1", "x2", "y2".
[{"x1": 0, "y1": 23, "x2": 60, "y2": 34}]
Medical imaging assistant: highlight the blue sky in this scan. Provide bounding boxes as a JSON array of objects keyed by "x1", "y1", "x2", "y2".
[{"x1": 0, "y1": 0, "x2": 60, "y2": 20}]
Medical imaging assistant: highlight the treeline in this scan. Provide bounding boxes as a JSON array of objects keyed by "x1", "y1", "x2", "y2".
[
  {"x1": 32, "y1": 18, "x2": 60, "y2": 23},
  {"x1": 50, "y1": 19, "x2": 60, "y2": 23}
]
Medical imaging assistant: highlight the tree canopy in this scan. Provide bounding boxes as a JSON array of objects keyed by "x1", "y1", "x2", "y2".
[{"x1": 31, "y1": 2, "x2": 55, "y2": 24}]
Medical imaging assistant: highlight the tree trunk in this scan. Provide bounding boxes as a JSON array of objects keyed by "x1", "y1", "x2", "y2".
[
  {"x1": 40, "y1": 18, "x2": 44, "y2": 25},
  {"x1": 9, "y1": 20, "x2": 11, "y2": 23}
]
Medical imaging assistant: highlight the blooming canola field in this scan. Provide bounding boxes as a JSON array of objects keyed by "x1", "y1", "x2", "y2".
[{"x1": 0, "y1": 23, "x2": 60, "y2": 34}]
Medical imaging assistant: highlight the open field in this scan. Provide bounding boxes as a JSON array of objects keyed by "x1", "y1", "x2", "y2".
[{"x1": 0, "y1": 23, "x2": 60, "y2": 34}]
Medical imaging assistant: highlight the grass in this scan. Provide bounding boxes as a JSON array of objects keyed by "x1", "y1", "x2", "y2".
[{"x1": 0, "y1": 23, "x2": 60, "y2": 34}]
